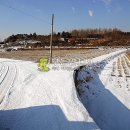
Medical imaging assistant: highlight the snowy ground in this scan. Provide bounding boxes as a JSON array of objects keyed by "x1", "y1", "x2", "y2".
[
  {"x1": 0, "y1": 59, "x2": 99, "y2": 130},
  {"x1": 0, "y1": 49, "x2": 129, "y2": 130},
  {"x1": 75, "y1": 49, "x2": 130, "y2": 130}
]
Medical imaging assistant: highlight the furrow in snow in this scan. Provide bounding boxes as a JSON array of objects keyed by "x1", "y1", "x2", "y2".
[{"x1": 0, "y1": 63, "x2": 17, "y2": 105}]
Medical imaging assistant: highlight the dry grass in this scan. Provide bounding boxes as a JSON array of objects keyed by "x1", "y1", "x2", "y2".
[
  {"x1": 124, "y1": 52, "x2": 130, "y2": 68},
  {"x1": 0, "y1": 49, "x2": 117, "y2": 62},
  {"x1": 121, "y1": 56, "x2": 129, "y2": 76},
  {"x1": 117, "y1": 58, "x2": 123, "y2": 77},
  {"x1": 127, "y1": 53, "x2": 130, "y2": 61},
  {"x1": 111, "y1": 61, "x2": 116, "y2": 76}
]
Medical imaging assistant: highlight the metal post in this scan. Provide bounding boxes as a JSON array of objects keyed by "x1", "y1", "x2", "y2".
[{"x1": 50, "y1": 14, "x2": 54, "y2": 63}]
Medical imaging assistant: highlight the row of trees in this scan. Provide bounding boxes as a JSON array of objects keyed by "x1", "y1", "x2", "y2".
[
  {"x1": 5, "y1": 33, "x2": 37, "y2": 43},
  {"x1": 70, "y1": 28, "x2": 130, "y2": 40},
  {"x1": 4, "y1": 28, "x2": 130, "y2": 46}
]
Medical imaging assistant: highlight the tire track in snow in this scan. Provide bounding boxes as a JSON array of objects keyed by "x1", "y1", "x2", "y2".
[
  {"x1": 0, "y1": 64, "x2": 9, "y2": 104},
  {"x1": 0, "y1": 65, "x2": 9, "y2": 86},
  {"x1": 0, "y1": 63, "x2": 4, "y2": 74},
  {"x1": 0, "y1": 62, "x2": 17, "y2": 106}
]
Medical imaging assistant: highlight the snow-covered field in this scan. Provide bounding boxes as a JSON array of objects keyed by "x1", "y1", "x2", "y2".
[
  {"x1": 75, "y1": 49, "x2": 130, "y2": 130},
  {"x1": 0, "y1": 49, "x2": 129, "y2": 130}
]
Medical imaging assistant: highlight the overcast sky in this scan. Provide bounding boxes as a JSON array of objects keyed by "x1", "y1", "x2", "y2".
[{"x1": 0, "y1": 0, "x2": 130, "y2": 40}]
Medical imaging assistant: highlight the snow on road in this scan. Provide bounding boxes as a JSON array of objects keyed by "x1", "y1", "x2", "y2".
[
  {"x1": 0, "y1": 59, "x2": 99, "y2": 130},
  {"x1": 0, "y1": 49, "x2": 128, "y2": 130}
]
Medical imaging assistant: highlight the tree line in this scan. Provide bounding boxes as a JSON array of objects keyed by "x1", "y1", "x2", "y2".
[{"x1": 3, "y1": 28, "x2": 130, "y2": 46}]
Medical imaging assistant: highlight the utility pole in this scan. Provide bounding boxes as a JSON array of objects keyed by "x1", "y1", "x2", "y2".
[{"x1": 50, "y1": 14, "x2": 54, "y2": 63}]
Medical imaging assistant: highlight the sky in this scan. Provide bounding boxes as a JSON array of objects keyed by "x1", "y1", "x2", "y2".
[{"x1": 0, "y1": 0, "x2": 130, "y2": 40}]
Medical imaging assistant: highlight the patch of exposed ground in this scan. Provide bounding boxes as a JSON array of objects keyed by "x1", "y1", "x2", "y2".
[{"x1": 0, "y1": 48, "x2": 118, "y2": 62}]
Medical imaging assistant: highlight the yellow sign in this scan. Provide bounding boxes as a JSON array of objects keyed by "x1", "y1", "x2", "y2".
[{"x1": 38, "y1": 58, "x2": 49, "y2": 71}]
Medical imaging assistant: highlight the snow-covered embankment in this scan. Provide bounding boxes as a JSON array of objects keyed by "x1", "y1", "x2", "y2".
[{"x1": 74, "y1": 49, "x2": 130, "y2": 130}]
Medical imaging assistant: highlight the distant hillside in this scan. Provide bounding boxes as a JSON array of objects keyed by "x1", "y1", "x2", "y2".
[{"x1": 3, "y1": 28, "x2": 130, "y2": 47}]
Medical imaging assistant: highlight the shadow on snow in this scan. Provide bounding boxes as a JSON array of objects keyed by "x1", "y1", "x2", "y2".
[
  {"x1": 74, "y1": 58, "x2": 130, "y2": 130},
  {"x1": 0, "y1": 105, "x2": 98, "y2": 130}
]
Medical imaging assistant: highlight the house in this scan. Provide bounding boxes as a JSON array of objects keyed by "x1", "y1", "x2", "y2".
[
  {"x1": 59, "y1": 38, "x2": 65, "y2": 42},
  {"x1": 0, "y1": 42, "x2": 5, "y2": 48},
  {"x1": 25, "y1": 40, "x2": 42, "y2": 48},
  {"x1": 17, "y1": 40, "x2": 42, "y2": 48}
]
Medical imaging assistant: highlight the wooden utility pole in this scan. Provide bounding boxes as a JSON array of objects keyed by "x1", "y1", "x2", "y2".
[{"x1": 50, "y1": 14, "x2": 54, "y2": 63}]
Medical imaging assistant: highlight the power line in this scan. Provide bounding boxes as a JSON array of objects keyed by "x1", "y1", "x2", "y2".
[
  {"x1": 0, "y1": 2, "x2": 51, "y2": 25},
  {"x1": 0, "y1": 2, "x2": 70, "y2": 33}
]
